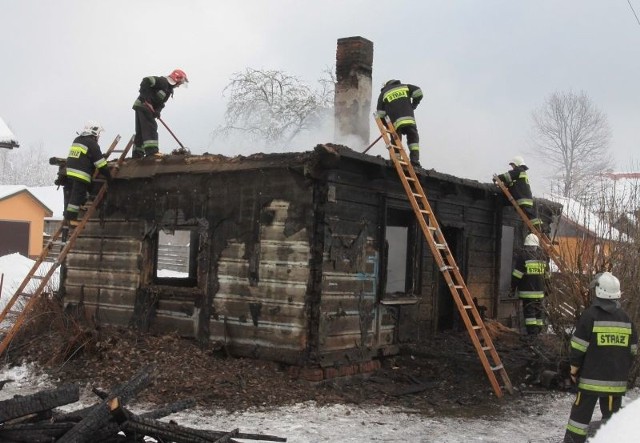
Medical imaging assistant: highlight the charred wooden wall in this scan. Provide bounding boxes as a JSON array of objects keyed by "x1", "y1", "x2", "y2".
[
  {"x1": 63, "y1": 148, "x2": 522, "y2": 368},
  {"x1": 65, "y1": 160, "x2": 317, "y2": 364},
  {"x1": 310, "y1": 148, "x2": 512, "y2": 363}
]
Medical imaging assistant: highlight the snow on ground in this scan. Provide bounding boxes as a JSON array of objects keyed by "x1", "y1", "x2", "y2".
[
  {"x1": 0, "y1": 252, "x2": 59, "y2": 311},
  {"x1": 2, "y1": 361, "x2": 639, "y2": 442}
]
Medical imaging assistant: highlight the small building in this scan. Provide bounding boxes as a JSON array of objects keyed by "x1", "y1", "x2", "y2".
[
  {"x1": 548, "y1": 194, "x2": 627, "y2": 273},
  {"x1": 0, "y1": 186, "x2": 53, "y2": 258},
  {"x1": 61, "y1": 145, "x2": 529, "y2": 376}
]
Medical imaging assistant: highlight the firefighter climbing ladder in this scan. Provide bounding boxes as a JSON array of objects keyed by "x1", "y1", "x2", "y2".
[
  {"x1": 492, "y1": 175, "x2": 588, "y2": 303},
  {"x1": 375, "y1": 116, "x2": 513, "y2": 398},
  {"x1": 0, "y1": 134, "x2": 134, "y2": 357}
]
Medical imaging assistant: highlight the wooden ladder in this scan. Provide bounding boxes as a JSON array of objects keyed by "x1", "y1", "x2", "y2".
[
  {"x1": 492, "y1": 175, "x2": 587, "y2": 304},
  {"x1": 375, "y1": 116, "x2": 513, "y2": 398},
  {"x1": 0, "y1": 135, "x2": 134, "y2": 357}
]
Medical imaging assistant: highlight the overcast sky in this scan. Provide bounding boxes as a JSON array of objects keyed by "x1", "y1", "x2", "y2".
[{"x1": 2, "y1": 0, "x2": 640, "y2": 192}]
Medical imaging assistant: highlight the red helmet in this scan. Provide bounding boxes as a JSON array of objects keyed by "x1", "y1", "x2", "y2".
[{"x1": 168, "y1": 69, "x2": 188, "y2": 85}]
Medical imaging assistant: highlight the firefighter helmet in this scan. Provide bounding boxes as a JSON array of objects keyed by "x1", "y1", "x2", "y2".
[
  {"x1": 168, "y1": 69, "x2": 188, "y2": 86},
  {"x1": 510, "y1": 155, "x2": 526, "y2": 167},
  {"x1": 82, "y1": 120, "x2": 104, "y2": 137},
  {"x1": 383, "y1": 79, "x2": 400, "y2": 88},
  {"x1": 524, "y1": 233, "x2": 539, "y2": 247},
  {"x1": 591, "y1": 272, "x2": 621, "y2": 299}
]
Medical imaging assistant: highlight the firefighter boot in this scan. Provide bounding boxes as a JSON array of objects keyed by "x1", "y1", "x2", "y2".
[{"x1": 410, "y1": 150, "x2": 421, "y2": 168}]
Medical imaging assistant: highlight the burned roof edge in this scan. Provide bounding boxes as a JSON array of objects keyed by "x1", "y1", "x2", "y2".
[{"x1": 114, "y1": 143, "x2": 496, "y2": 192}]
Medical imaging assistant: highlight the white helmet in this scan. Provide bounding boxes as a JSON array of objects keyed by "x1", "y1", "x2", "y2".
[
  {"x1": 510, "y1": 155, "x2": 526, "y2": 167},
  {"x1": 591, "y1": 272, "x2": 621, "y2": 299},
  {"x1": 524, "y1": 233, "x2": 540, "y2": 247},
  {"x1": 81, "y1": 120, "x2": 104, "y2": 137}
]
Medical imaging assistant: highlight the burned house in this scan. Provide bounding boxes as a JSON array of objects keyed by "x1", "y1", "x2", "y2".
[
  {"x1": 62, "y1": 145, "x2": 527, "y2": 377},
  {"x1": 59, "y1": 36, "x2": 535, "y2": 378}
]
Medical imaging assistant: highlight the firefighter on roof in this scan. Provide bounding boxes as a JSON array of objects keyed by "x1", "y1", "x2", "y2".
[
  {"x1": 132, "y1": 68, "x2": 188, "y2": 158},
  {"x1": 376, "y1": 79, "x2": 423, "y2": 167},
  {"x1": 563, "y1": 272, "x2": 638, "y2": 443}
]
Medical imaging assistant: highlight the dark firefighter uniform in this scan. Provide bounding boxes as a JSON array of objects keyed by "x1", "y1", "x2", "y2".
[
  {"x1": 498, "y1": 165, "x2": 543, "y2": 231},
  {"x1": 564, "y1": 299, "x2": 638, "y2": 442},
  {"x1": 511, "y1": 246, "x2": 547, "y2": 335},
  {"x1": 376, "y1": 80, "x2": 423, "y2": 166},
  {"x1": 132, "y1": 76, "x2": 175, "y2": 158},
  {"x1": 64, "y1": 135, "x2": 111, "y2": 223}
]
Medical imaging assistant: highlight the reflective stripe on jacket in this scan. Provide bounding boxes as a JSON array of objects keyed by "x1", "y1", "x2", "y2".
[
  {"x1": 65, "y1": 135, "x2": 107, "y2": 184},
  {"x1": 570, "y1": 300, "x2": 638, "y2": 395},
  {"x1": 499, "y1": 166, "x2": 533, "y2": 207},
  {"x1": 511, "y1": 247, "x2": 547, "y2": 299}
]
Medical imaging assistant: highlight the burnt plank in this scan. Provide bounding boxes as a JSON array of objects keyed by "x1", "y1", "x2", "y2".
[
  {"x1": 0, "y1": 422, "x2": 74, "y2": 442},
  {"x1": 0, "y1": 384, "x2": 79, "y2": 423},
  {"x1": 57, "y1": 366, "x2": 154, "y2": 443}
]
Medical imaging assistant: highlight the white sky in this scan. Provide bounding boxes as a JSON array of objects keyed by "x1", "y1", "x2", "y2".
[{"x1": 2, "y1": 1, "x2": 640, "y2": 192}]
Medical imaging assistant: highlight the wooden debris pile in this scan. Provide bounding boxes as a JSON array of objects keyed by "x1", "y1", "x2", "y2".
[{"x1": 0, "y1": 365, "x2": 287, "y2": 443}]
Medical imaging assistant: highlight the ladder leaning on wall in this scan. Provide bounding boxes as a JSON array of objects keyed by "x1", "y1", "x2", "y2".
[
  {"x1": 374, "y1": 115, "x2": 513, "y2": 398},
  {"x1": 492, "y1": 175, "x2": 588, "y2": 305},
  {"x1": 0, "y1": 135, "x2": 134, "y2": 357}
]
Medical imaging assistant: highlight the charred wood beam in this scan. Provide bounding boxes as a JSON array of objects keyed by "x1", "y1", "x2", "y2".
[
  {"x1": 0, "y1": 422, "x2": 74, "y2": 442},
  {"x1": 57, "y1": 365, "x2": 155, "y2": 443},
  {"x1": 122, "y1": 416, "x2": 286, "y2": 443},
  {"x1": 121, "y1": 416, "x2": 230, "y2": 443},
  {"x1": 0, "y1": 384, "x2": 79, "y2": 423}
]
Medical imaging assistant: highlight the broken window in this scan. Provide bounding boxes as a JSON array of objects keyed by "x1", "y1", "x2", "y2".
[
  {"x1": 154, "y1": 229, "x2": 199, "y2": 286},
  {"x1": 383, "y1": 208, "x2": 419, "y2": 298}
]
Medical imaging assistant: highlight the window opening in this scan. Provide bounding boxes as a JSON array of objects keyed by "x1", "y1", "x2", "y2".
[{"x1": 154, "y1": 229, "x2": 198, "y2": 286}]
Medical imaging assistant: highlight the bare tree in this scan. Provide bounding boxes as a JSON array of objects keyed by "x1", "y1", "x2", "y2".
[
  {"x1": 213, "y1": 68, "x2": 334, "y2": 149},
  {"x1": 531, "y1": 90, "x2": 613, "y2": 199},
  {"x1": 0, "y1": 143, "x2": 56, "y2": 186}
]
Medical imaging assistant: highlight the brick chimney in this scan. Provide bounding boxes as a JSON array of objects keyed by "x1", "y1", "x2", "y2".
[{"x1": 334, "y1": 36, "x2": 373, "y2": 148}]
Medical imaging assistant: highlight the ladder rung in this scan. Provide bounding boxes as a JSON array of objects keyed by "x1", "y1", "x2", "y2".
[
  {"x1": 419, "y1": 209, "x2": 430, "y2": 215},
  {"x1": 463, "y1": 305, "x2": 473, "y2": 310},
  {"x1": 406, "y1": 177, "x2": 415, "y2": 182},
  {"x1": 436, "y1": 244, "x2": 447, "y2": 250},
  {"x1": 439, "y1": 266, "x2": 454, "y2": 271},
  {"x1": 491, "y1": 364, "x2": 504, "y2": 371},
  {"x1": 472, "y1": 325, "x2": 482, "y2": 330},
  {"x1": 482, "y1": 346, "x2": 492, "y2": 351}
]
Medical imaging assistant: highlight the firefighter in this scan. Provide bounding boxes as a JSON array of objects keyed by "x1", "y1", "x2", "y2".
[
  {"x1": 563, "y1": 272, "x2": 638, "y2": 443},
  {"x1": 132, "y1": 68, "x2": 188, "y2": 158},
  {"x1": 63, "y1": 121, "x2": 112, "y2": 232},
  {"x1": 496, "y1": 156, "x2": 544, "y2": 233},
  {"x1": 511, "y1": 233, "x2": 548, "y2": 336},
  {"x1": 376, "y1": 79, "x2": 423, "y2": 167}
]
